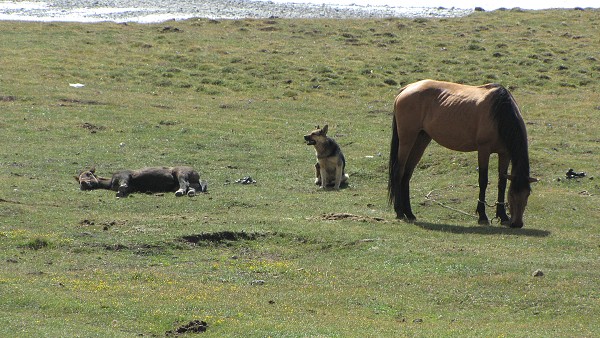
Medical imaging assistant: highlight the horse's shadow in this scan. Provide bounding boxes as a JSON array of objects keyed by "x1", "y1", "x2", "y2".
[{"x1": 415, "y1": 221, "x2": 551, "y2": 237}]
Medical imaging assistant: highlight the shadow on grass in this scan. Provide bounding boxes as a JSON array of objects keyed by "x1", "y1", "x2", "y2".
[{"x1": 415, "y1": 222, "x2": 551, "y2": 237}]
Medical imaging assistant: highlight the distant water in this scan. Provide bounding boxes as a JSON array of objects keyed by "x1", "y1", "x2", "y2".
[
  {"x1": 0, "y1": 0, "x2": 597, "y2": 23},
  {"x1": 257, "y1": 0, "x2": 600, "y2": 11}
]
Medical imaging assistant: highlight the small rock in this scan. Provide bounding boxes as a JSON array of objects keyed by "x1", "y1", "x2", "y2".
[{"x1": 532, "y1": 269, "x2": 544, "y2": 277}]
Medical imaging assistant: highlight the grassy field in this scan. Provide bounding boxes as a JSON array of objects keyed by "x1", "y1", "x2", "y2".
[{"x1": 1, "y1": 8, "x2": 599, "y2": 337}]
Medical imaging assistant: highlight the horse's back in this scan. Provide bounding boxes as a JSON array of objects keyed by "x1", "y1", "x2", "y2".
[
  {"x1": 395, "y1": 80, "x2": 500, "y2": 109},
  {"x1": 394, "y1": 80, "x2": 504, "y2": 152}
]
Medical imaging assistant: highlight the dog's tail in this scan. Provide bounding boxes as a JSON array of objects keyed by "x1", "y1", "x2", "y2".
[{"x1": 388, "y1": 114, "x2": 400, "y2": 207}]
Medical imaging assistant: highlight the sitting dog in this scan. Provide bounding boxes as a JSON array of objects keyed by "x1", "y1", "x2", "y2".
[
  {"x1": 75, "y1": 166, "x2": 206, "y2": 197},
  {"x1": 304, "y1": 125, "x2": 349, "y2": 190}
]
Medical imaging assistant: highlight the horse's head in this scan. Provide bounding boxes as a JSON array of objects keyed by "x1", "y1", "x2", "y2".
[
  {"x1": 506, "y1": 175, "x2": 538, "y2": 228},
  {"x1": 75, "y1": 168, "x2": 100, "y2": 190}
]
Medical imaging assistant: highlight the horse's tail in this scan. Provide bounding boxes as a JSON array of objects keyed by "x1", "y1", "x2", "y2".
[
  {"x1": 388, "y1": 85, "x2": 409, "y2": 207},
  {"x1": 388, "y1": 114, "x2": 400, "y2": 207}
]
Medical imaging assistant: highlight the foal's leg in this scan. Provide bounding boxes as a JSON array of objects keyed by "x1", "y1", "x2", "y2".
[
  {"x1": 401, "y1": 132, "x2": 432, "y2": 221},
  {"x1": 111, "y1": 173, "x2": 132, "y2": 198},
  {"x1": 476, "y1": 150, "x2": 491, "y2": 225},
  {"x1": 175, "y1": 174, "x2": 191, "y2": 197},
  {"x1": 496, "y1": 153, "x2": 511, "y2": 225}
]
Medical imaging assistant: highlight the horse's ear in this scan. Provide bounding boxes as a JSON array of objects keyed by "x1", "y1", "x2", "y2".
[
  {"x1": 529, "y1": 177, "x2": 539, "y2": 183},
  {"x1": 89, "y1": 166, "x2": 96, "y2": 174},
  {"x1": 321, "y1": 124, "x2": 329, "y2": 134},
  {"x1": 74, "y1": 175, "x2": 81, "y2": 182}
]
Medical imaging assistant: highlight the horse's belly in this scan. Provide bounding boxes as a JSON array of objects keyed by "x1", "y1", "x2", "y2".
[{"x1": 131, "y1": 172, "x2": 177, "y2": 192}]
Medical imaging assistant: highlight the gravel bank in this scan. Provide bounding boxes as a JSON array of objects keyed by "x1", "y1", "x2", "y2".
[{"x1": 0, "y1": 0, "x2": 473, "y2": 23}]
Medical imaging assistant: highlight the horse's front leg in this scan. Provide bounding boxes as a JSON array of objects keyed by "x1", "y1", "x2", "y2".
[
  {"x1": 476, "y1": 151, "x2": 490, "y2": 225},
  {"x1": 496, "y1": 152, "x2": 511, "y2": 225}
]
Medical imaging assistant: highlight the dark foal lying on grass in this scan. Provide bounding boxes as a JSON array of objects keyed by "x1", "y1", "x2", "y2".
[{"x1": 75, "y1": 166, "x2": 206, "y2": 197}]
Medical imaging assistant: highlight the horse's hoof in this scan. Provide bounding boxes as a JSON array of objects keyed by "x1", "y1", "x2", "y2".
[
  {"x1": 500, "y1": 219, "x2": 511, "y2": 227},
  {"x1": 405, "y1": 215, "x2": 417, "y2": 223},
  {"x1": 187, "y1": 189, "x2": 196, "y2": 197},
  {"x1": 478, "y1": 219, "x2": 490, "y2": 226},
  {"x1": 175, "y1": 190, "x2": 185, "y2": 197}
]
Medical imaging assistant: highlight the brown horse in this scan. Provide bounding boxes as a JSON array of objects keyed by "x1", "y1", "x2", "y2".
[
  {"x1": 75, "y1": 166, "x2": 206, "y2": 197},
  {"x1": 388, "y1": 80, "x2": 537, "y2": 228}
]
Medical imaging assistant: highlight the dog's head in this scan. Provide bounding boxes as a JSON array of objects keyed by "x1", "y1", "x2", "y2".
[{"x1": 304, "y1": 124, "x2": 328, "y2": 146}]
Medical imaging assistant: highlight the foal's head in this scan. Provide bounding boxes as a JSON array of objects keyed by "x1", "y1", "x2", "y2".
[
  {"x1": 76, "y1": 168, "x2": 100, "y2": 190},
  {"x1": 506, "y1": 175, "x2": 538, "y2": 228}
]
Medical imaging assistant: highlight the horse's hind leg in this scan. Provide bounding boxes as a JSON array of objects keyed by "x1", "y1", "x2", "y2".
[{"x1": 401, "y1": 131, "x2": 432, "y2": 221}]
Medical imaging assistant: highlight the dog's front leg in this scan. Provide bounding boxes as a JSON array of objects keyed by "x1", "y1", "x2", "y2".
[
  {"x1": 333, "y1": 164, "x2": 343, "y2": 190},
  {"x1": 319, "y1": 165, "x2": 328, "y2": 189},
  {"x1": 314, "y1": 162, "x2": 322, "y2": 186}
]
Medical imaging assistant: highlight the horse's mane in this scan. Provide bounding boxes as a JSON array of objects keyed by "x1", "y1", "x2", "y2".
[{"x1": 491, "y1": 85, "x2": 531, "y2": 192}]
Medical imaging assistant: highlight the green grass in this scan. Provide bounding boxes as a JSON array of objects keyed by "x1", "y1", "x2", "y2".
[{"x1": 1, "y1": 9, "x2": 599, "y2": 337}]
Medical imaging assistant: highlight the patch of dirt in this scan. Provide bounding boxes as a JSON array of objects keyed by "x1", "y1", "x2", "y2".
[
  {"x1": 80, "y1": 219, "x2": 95, "y2": 226},
  {"x1": 160, "y1": 26, "x2": 183, "y2": 33},
  {"x1": 80, "y1": 122, "x2": 105, "y2": 133},
  {"x1": 166, "y1": 320, "x2": 208, "y2": 335},
  {"x1": 59, "y1": 98, "x2": 103, "y2": 105},
  {"x1": 1, "y1": 95, "x2": 17, "y2": 102},
  {"x1": 103, "y1": 242, "x2": 165, "y2": 256},
  {"x1": 158, "y1": 120, "x2": 179, "y2": 126},
  {"x1": 319, "y1": 213, "x2": 386, "y2": 222},
  {"x1": 180, "y1": 231, "x2": 270, "y2": 245}
]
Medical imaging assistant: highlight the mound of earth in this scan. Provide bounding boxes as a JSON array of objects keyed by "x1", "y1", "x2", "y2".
[
  {"x1": 320, "y1": 212, "x2": 386, "y2": 222},
  {"x1": 166, "y1": 320, "x2": 208, "y2": 335}
]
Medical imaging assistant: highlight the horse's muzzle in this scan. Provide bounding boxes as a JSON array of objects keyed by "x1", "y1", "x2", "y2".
[{"x1": 510, "y1": 220, "x2": 524, "y2": 228}]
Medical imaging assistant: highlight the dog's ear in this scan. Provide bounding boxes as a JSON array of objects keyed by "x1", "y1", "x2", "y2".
[
  {"x1": 321, "y1": 124, "x2": 328, "y2": 135},
  {"x1": 89, "y1": 166, "x2": 96, "y2": 174}
]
